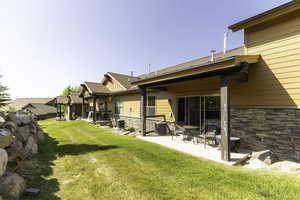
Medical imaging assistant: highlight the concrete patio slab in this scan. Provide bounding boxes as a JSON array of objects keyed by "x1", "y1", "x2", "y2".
[{"x1": 137, "y1": 135, "x2": 249, "y2": 166}]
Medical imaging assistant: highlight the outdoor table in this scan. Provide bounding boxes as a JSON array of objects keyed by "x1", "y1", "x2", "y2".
[
  {"x1": 216, "y1": 135, "x2": 241, "y2": 152},
  {"x1": 183, "y1": 125, "x2": 199, "y2": 141}
]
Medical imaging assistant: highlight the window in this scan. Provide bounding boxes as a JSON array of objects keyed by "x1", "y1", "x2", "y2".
[
  {"x1": 114, "y1": 98, "x2": 123, "y2": 114},
  {"x1": 146, "y1": 96, "x2": 156, "y2": 116},
  {"x1": 205, "y1": 96, "x2": 220, "y2": 119}
]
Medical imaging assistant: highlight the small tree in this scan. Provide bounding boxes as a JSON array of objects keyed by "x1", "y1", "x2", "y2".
[
  {"x1": 0, "y1": 75, "x2": 10, "y2": 107},
  {"x1": 61, "y1": 85, "x2": 81, "y2": 96}
]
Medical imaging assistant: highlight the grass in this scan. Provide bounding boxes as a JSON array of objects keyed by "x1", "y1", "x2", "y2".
[{"x1": 21, "y1": 119, "x2": 300, "y2": 200}]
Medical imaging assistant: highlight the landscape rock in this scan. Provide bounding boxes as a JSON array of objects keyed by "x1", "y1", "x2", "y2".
[
  {"x1": 245, "y1": 150, "x2": 279, "y2": 169},
  {"x1": 16, "y1": 126, "x2": 30, "y2": 143},
  {"x1": 6, "y1": 141, "x2": 25, "y2": 161},
  {"x1": 3, "y1": 122, "x2": 18, "y2": 136},
  {"x1": 36, "y1": 130, "x2": 45, "y2": 143},
  {"x1": 16, "y1": 113, "x2": 32, "y2": 125},
  {"x1": 5, "y1": 113, "x2": 21, "y2": 126},
  {"x1": 24, "y1": 136, "x2": 38, "y2": 157},
  {"x1": 250, "y1": 150, "x2": 278, "y2": 165},
  {"x1": 0, "y1": 129, "x2": 11, "y2": 137},
  {"x1": 0, "y1": 116, "x2": 5, "y2": 127},
  {"x1": 0, "y1": 149, "x2": 8, "y2": 176},
  {"x1": 0, "y1": 172, "x2": 26, "y2": 200}
]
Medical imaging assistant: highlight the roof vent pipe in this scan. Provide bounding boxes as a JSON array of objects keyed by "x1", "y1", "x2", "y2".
[
  {"x1": 210, "y1": 50, "x2": 216, "y2": 62},
  {"x1": 223, "y1": 31, "x2": 231, "y2": 54}
]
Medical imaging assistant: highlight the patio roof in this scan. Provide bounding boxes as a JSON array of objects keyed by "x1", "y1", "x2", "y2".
[
  {"x1": 55, "y1": 96, "x2": 69, "y2": 104},
  {"x1": 79, "y1": 82, "x2": 111, "y2": 97},
  {"x1": 132, "y1": 55, "x2": 260, "y2": 87}
]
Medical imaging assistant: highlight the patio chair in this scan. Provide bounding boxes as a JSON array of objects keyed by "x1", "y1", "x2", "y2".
[
  {"x1": 193, "y1": 125, "x2": 218, "y2": 148},
  {"x1": 167, "y1": 122, "x2": 186, "y2": 141}
]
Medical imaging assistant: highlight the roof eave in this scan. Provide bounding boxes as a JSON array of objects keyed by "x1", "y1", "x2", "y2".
[
  {"x1": 132, "y1": 55, "x2": 260, "y2": 86},
  {"x1": 229, "y1": 1, "x2": 300, "y2": 32}
]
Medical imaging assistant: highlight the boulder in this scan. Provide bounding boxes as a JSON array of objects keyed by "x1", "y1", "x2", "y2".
[
  {"x1": 6, "y1": 141, "x2": 25, "y2": 161},
  {"x1": 24, "y1": 136, "x2": 38, "y2": 157},
  {"x1": 3, "y1": 122, "x2": 18, "y2": 136},
  {"x1": 0, "y1": 172, "x2": 26, "y2": 200},
  {"x1": 36, "y1": 130, "x2": 45, "y2": 143},
  {"x1": 16, "y1": 126, "x2": 30, "y2": 143},
  {"x1": 0, "y1": 149, "x2": 8, "y2": 176},
  {"x1": 5, "y1": 113, "x2": 21, "y2": 126},
  {"x1": 16, "y1": 113, "x2": 32, "y2": 125},
  {"x1": 0, "y1": 116, "x2": 5, "y2": 127},
  {"x1": 0, "y1": 136, "x2": 15, "y2": 149},
  {"x1": 245, "y1": 150, "x2": 279, "y2": 169},
  {"x1": 250, "y1": 150, "x2": 278, "y2": 165},
  {"x1": 0, "y1": 129, "x2": 15, "y2": 149},
  {"x1": 0, "y1": 129, "x2": 11, "y2": 137}
]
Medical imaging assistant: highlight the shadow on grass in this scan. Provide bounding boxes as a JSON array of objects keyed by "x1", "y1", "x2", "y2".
[{"x1": 21, "y1": 133, "x2": 120, "y2": 200}]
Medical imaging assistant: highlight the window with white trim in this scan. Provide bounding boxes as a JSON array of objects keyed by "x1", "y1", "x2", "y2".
[
  {"x1": 146, "y1": 96, "x2": 156, "y2": 116},
  {"x1": 114, "y1": 98, "x2": 123, "y2": 115}
]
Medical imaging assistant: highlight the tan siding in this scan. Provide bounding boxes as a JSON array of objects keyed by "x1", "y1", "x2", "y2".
[
  {"x1": 104, "y1": 79, "x2": 124, "y2": 92},
  {"x1": 233, "y1": 12, "x2": 300, "y2": 106}
]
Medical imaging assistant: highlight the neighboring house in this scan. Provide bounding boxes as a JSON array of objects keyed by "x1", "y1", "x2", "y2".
[
  {"x1": 8, "y1": 98, "x2": 55, "y2": 111},
  {"x1": 54, "y1": 94, "x2": 88, "y2": 120},
  {"x1": 22, "y1": 103, "x2": 57, "y2": 120},
  {"x1": 78, "y1": 1, "x2": 300, "y2": 162}
]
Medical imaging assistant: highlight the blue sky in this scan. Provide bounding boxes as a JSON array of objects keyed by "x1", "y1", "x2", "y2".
[{"x1": 0, "y1": 0, "x2": 290, "y2": 98}]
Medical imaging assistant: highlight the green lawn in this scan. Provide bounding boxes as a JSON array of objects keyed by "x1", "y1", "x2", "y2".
[{"x1": 22, "y1": 119, "x2": 300, "y2": 200}]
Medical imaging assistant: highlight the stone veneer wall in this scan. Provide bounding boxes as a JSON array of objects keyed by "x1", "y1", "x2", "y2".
[{"x1": 231, "y1": 107, "x2": 300, "y2": 161}]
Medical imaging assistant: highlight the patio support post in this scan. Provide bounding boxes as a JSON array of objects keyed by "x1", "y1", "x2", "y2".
[
  {"x1": 140, "y1": 87, "x2": 147, "y2": 136},
  {"x1": 56, "y1": 103, "x2": 59, "y2": 118},
  {"x1": 93, "y1": 96, "x2": 96, "y2": 124},
  {"x1": 59, "y1": 104, "x2": 62, "y2": 120},
  {"x1": 82, "y1": 97, "x2": 85, "y2": 119},
  {"x1": 220, "y1": 76, "x2": 231, "y2": 161}
]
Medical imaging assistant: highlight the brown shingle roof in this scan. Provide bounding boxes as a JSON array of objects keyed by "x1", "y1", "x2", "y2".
[
  {"x1": 69, "y1": 93, "x2": 82, "y2": 104},
  {"x1": 138, "y1": 47, "x2": 244, "y2": 80},
  {"x1": 55, "y1": 96, "x2": 69, "y2": 104},
  {"x1": 22, "y1": 103, "x2": 57, "y2": 116},
  {"x1": 107, "y1": 72, "x2": 140, "y2": 90},
  {"x1": 84, "y1": 82, "x2": 111, "y2": 95},
  {"x1": 9, "y1": 98, "x2": 55, "y2": 111}
]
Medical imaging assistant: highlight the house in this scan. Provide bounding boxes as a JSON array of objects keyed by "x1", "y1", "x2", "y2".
[
  {"x1": 8, "y1": 98, "x2": 55, "y2": 111},
  {"x1": 79, "y1": 1, "x2": 300, "y2": 162},
  {"x1": 22, "y1": 103, "x2": 57, "y2": 120}
]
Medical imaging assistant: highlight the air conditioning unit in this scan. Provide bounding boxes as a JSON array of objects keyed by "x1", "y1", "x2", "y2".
[{"x1": 117, "y1": 119, "x2": 125, "y2": 129}]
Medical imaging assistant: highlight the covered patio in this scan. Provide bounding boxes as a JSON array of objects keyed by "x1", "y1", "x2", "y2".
[
  {"x1": 138, "y1": 135, "x2": 249, "y2": 165},
  {"x1": 133, "y1": 55, "x2": 260, "y2": 162},
  {"x1": 79, "y1": 81, "x2": 112, "y2": 124}
]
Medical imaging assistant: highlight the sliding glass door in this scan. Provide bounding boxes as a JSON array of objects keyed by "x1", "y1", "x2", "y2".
[{"x1": 177, "y1": 96, "x2": 220, "y2": 129}]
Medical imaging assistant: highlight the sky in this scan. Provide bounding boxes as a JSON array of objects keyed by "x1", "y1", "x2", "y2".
[{"x1": 0, "y1": 0, "x2": 290, "y2": 98}]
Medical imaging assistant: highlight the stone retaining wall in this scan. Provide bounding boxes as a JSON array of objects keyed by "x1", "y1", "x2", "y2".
[{"x1": 231, "y1": 107, "x2": 300, "y2": 161}]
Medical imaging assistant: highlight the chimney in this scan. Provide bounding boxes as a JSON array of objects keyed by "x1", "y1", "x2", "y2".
[
  {"x1": 210, "y1": 50, "x2": 216, "y2": 62},
  {"x1": 131, "y1": 71, "x2": 134, "y2": 77}
]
